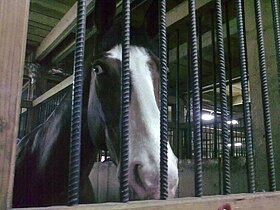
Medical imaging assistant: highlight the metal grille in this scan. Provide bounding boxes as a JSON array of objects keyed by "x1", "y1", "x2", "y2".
[{"x1": 17, "y1": 0, "x2": 279, "y2": 204}]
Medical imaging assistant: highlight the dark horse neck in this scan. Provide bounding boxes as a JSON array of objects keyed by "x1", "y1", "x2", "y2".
[{"x1": 13, "y1": 90, "x2": 95, "y2": 207}]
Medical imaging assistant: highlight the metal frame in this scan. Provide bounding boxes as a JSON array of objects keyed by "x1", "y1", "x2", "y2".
[{"x1": 11, "y1": 0, "x2": 280, "y2": 208}]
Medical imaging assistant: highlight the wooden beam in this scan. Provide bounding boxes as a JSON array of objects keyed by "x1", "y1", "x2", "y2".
[
  {"x1": 32, "y1": 0, "x2": 69, "y2": 14},
  {"x1": 30, "y1": 2, "x2": 65, "y2": 20},
  {"x1": 166, "y1": 0, "x2": 211, "y2": 27},
  {"x1": 52, "y1": 0, "x2": 212, "y2": 65},
  {"x1": 27, "y1": 40, "x2": 40, "y2": 47},
  {"x1": 29, "y1": 11, "x2": 59, "y2": 27},
  {"x1": 168, "y1": 18, "x2": 237, "y2": 64},
  {"x1": 52, "y1": 28, "x2": 95, "y2": 64},
  {"x1": 32, "y1": 75, "x2": 73, "y2": 107},
  {"x1": 38, "y1": 0, "x2": 213, "y2": 63},
  {"x1": 0, "y1": 1, "x2": 30, "y2": 209},
  {"x1": 28, "y1": 20, "x2": 52, "y2": 31},
  {"x1": 35, "y1": 0, "x2": 95, "y2": 61},
  {"x1": 28, "y1": 25, "x2": 50, "y2": 37},
  {"x1": 12, "y1": 192, "x2": 280, "y2": 210},
  {"x1": 27, "y1": 33, "x2": 44, "y2": 43}
]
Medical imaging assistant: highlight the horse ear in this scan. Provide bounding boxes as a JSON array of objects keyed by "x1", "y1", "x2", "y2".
[
  {"x1": 143, "y1": 0, "x2": 159, "y2": 39},
  {"x1": 94, "y1": 0, "x2": 116, "y2": 34}
]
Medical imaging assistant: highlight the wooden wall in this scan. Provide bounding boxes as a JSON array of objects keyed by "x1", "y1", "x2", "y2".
[{"x1": 0, "y1": 1, "x2": 30, "y2": 209}]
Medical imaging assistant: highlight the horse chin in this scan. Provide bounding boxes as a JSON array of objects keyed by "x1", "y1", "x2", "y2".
[
  {"x1": 129, "y1": 187, "x2": 177, "y2": 200},
  {"x1": 129, "y1": 187, "x2": 160, "y2": 201}
]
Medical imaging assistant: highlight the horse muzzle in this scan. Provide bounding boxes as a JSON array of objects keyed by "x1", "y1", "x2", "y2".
[{"x1": 128, "y1": 160, "x2": 178, "y2": 200}]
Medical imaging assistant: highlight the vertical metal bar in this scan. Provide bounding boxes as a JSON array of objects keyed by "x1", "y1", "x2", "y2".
[
  {"x1": 215, "y1": 0, "x2": 231, "y2": 195},
  {"x1": 236, "y1": 0, "x2": 256, "y2": 193},
  {"x1": 176, "y1": 29, "x2": 180, "y2": 158},
  {"x1": 189, "y1": 0, "x2": 203, "y2": 197},
  {"x1": 254, "y1": 0, "x2": 276, "y2": 191},
  {"x1": 17, "y1": 111, "x2": 22, "y2": 138},
  {"x1": 211, "y1": 10, "x2": 218, "y2": 159},
  {"x1": 198, "y1": 18, "x2": 203, "y2": 159},
  {"x1": 68, "y1": 0, "x2": 86, "y2": 205},
  {"x1": 271, "y1": 0, "x2": 280, "y2": 91},
  {"x1": 186, "y1": 28, "x2": 192, "y2": 159},
  {"x1": 159, "y1": 0, "x2": 169, "y2": 200},
  {"x1": 24, "y1": 109, "x2": 29, "y2": 137},
  {"x1": 225, "y1": 2, "x2": 234, "y2": 157},
  {"x1": 120, "y1": 0, "x2": 130, "y2": 202}
]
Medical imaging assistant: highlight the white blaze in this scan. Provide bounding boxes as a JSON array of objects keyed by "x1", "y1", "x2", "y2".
[{"x1": 108, "y1": 45, "x2": 178, "y2": 198}]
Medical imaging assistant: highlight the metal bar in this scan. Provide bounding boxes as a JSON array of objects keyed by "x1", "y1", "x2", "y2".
[
  {"x1": 215, "y1": 0, "x2": 231, "y2": 195},
  {"x1": 236, "y1": 0, "x2": 256, "y2": 193},
  {"x1": 198, "y1": 18, "x2": 203, "y2": 159},
  {"x1": 120, "y1": 0, "x2": 131, "y2": 202},
  {"x1": 176, "y1": 29, "x2": 180, "y2": 158},
  {"x1": 254, "y1": 0, "x2": 276, "y2": 192},
  {"x1": 211, "y1": 10, "x2": 218, "y2": 159},
  {"x1": 159, "y1": 0, "x2": 169, "y2": 200},
  {"x1": 189, "y1": 0, "x2": 203, "y2": 197},
  {"x1": 186, "y1": 28, "x2": 192, "y2": 159},
  {"x1": 68, "y1": 0, "x2": 87, "y2": 205},
  {"x1": 225, "y1": 1, "x2": 234, "y2": 157},
  {"x1": 271, "y1": 0, "x2": 280, "y2": 91},
  {"x1": 17, "y1": 111, "x2": 23, "y2": 138}
]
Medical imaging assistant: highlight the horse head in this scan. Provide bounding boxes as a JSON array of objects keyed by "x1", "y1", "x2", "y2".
[{"x1": 87, "y1": 0, "x2": 179, "y2": 200}]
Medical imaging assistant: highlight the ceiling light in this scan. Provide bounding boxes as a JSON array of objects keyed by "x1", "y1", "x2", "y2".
[
  {"x1": 227, "y1": 142, "x2": 242, "y2": 147},
  {"x1": 227, "y1": 119, "x2": 239, "y2": 125},
  {"x1": 201, "y1": 113, "x2": 214, "y2": 121}
]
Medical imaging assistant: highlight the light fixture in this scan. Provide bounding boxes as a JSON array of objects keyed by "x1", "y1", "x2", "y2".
[
  {"x1": 227, "y1": 119, "x2": 239, "y2": 125},
  {"x1": 201, "y1": 113, "x2": 214, "y2": 121},
  {"x1": 227, "y1": 142, "x2": 242, "y2": 147}
]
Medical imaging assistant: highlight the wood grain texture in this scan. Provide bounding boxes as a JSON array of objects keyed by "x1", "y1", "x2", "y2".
[
  {"x1": 0, "y1": 1, "x2": 30, "y2": 209},
  {"x1": 12, "y1": 192, "x2": 280, "y2": 210}
]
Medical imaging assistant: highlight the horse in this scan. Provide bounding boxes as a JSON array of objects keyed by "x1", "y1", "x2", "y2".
[{"x1": 13, "y1": 0, "x2": 179, "y2": 207}]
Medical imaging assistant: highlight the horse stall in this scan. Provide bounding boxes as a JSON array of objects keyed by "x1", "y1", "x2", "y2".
[{"x1": 1, "y1": 0, "x2": 280, "y2": 209}]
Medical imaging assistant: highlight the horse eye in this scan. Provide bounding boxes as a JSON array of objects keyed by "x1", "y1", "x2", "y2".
[{"x1": 93, "y1": 65, "x2": 103, "y2": 75}]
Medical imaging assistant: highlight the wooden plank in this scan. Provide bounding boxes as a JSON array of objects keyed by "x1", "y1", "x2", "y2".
[
  {"x1": 28, "y1": 20, "x2": 52, "y2": 31},
  {"x1": 12, "y1": 192, "x2": 280, "y2": 210},
  {"x1": 27, "y1": 40, "x2": 40, "y2": 47},
  {"x1": 52, "y1": 28, "x2": 95, "y2": 64},
  {"x1": 28, "y1": 26, "x2": 49, "y2": 37},
  {"x1": 52, "y1": 0, "x2": 212, "y2": 65},
  {"x1": 0, "y1": 1, "x2": 30, "y2": 209},
  {"x1": 35, "y1": 0, "x2": 95, "y2": 61},
  {"x1": 32, "y1": 0, "x2": 69, "y2": 14},
  {"x1": 27, "y1": 33, "x2": 44, "y2": 42},
  {"x1": 168, "y1": 17, "x2": 237, "y2": 65},
  {"x1": 166, "y1": 0, "x2": 211, "y2": 27},
  {"x1": 28, "y1": 26, "x2": 49, "y2": 39},
  {"x1": 29, "y1": 12, "x2": 59, "y2": 28},
  {"x1": 36, "y1": 0, "x2": 145, "y2": 62},
  {"x1": 32, "y1": 75, "x2": 73, "y2": 107},
  {"x1": 30, "y1": 2, "x2": 65, "y2": 20},
  {"x1": 56, "y1": 0, "x2": 77, "y2": 7}
]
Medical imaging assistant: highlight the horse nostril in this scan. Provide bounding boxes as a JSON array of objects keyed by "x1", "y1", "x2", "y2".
[
  {"x1": 129, "y1": 162, "x2": 160, "y2": 200},
  {"x1": 133, "y1": 164, "x2": 143, "y2": 186},
  {"x1": 129, "y1": 162, "x2": 147, "y2": 199}
]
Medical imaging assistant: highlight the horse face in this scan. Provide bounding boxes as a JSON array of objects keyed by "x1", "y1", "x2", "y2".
[{"x1": 88, "y1": 44, "x2": 178, "y2": 200}]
